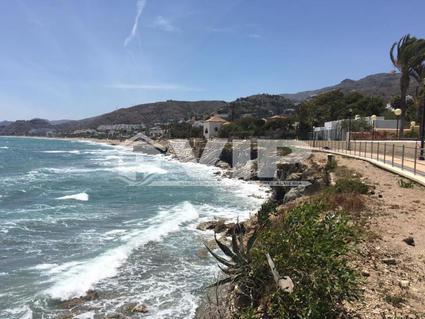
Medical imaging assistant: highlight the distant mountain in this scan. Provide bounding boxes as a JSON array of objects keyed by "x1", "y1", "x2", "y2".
[
  {"x1": 49, "y1": 119, "x2": 72, "y2": 125},
  {"x1": 55, "y1": 100, "x2": 228, "y2": 132},
  {"x1": 54, "y1": 95, "x2": 296, "y2": 133},
  {"x1": 0, "y1": 118, "x2": 54, "y2": 136},
  {"x1": 0, "y1": 121, "x2": 11, "y2": 127},
  {"x1": 281, "y1": 73, "x2": 417, "y2": 102},
  {"x1": 229, "y1": 94, "x2": 295, "y2": 119}
]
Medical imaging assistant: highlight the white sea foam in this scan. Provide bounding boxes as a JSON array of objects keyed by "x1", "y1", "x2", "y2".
[
  {"x1": 44, "y1": 201, "x2": 199, "y2": 300},
  {"x1": 74, "y1": 311, "x2": 95, "y2": 319},
  {"x1": 0, "y1": 146, "x2": 9, "y2": 149},
  {"x1": 30, "y1": 263, "x2": 58, "y2": 271},
  {"x1": 42, "y1": 150, "x2": 80, "y2": 154},
  {"x1": 56, "y1": 193, "x2": 89, "y2": 201},
  {"x1": 112, "y1": 164, "x2": 167, "y2": 175}
]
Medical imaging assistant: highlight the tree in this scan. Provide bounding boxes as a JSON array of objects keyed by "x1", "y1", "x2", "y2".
[
  {"x1": 390, "y1": 35, "x2": 425, "y2": 137},
  {"x1": 411, "y1": 62, "x2": 425, "y2": 123},
  {"x1": 296, "y1": 90, "x2": 385, "y2": 138}
]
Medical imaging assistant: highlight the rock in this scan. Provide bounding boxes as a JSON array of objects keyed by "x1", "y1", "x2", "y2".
[
  {"x1": 59, "y1": 290, "x2": 99, "y2": 309},
  {"x1": 287, "y1": 172, "x2": 303, "y2": 181},
  {"x1": 215, "y1": 160, "x2": 231, "y2": 170},
  {"x1": 403, "y1": 236, "x2": 415, "y2": 246},
  {"x1": 132, "y1": 304, "x2": 148, "y2": 313},
  {"x1": 399, "y1": 280, "x2": 410, "y2": 288},
  {"x1": 361, "y1": 270, "x2": 370, "y2": 277},
  {"x1": 118, "y1": 303, "x2": 137, "y2": 315},
  {"x1": 382, "y1": 258, "x2": 397, "y2": 265},
  {"x1": 233, "y1": 159, "x2": 257, "y2": 180},
  {"x1": 197, "y1": 219, "x2": 226, "y2": 231},
  {"x1": 214, "y1": 220, "x2": 227, "y2": 233},
  {"x1": 283, "y1": 186, "x2": 305, "y2": 203},
  {"x1": 105, "y1": 313, "x2": 127, "y2": 319},
  {"x1": 278, "y1": 276, "x2": 294, "y2": 293},
  {"x1": 224, "y1": 222, "x2": 236, "y2": 236}
]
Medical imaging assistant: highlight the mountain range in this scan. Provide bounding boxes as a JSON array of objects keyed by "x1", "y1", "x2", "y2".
[
  {"x1": 0, "y1": 72, "x2": 414, "y2": 136},
  {"x1": 281, "y1": 72, "x2": 416, "y2": 102}
]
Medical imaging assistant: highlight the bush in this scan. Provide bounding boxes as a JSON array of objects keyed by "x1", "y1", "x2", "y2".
[
  {"x1": 257, "y1": 200, "x2": 278, "y2": 225},
  {"x1": 249, "y1": 203, "x2": 360, "y2": 318},
  {"x1": 398, "y1": 179, "x2": 414, "y2": 189},
  {"x1": 331, "y1": 179, "x2": 369, "y2": 194}
]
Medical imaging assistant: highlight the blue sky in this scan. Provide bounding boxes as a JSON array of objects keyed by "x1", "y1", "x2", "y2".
[{"x1": 1, "y1": 0, "x2": 425, "y2": 120}]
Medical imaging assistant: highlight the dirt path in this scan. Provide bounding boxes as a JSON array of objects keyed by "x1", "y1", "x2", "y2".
[{"x1": 316, "y1": 153, "x2": 425, "y2": 318}]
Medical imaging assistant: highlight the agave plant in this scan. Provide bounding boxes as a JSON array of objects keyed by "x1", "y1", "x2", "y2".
[{"x1": 205, "y1": 223, "x2": 258, "y2": 301}]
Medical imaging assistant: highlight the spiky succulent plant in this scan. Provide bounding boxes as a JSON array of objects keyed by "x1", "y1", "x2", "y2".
[{"x1": 205, "y1": 223, "x2": 258, "y2": 300}]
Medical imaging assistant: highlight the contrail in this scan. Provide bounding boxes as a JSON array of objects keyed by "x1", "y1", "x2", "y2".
[{"x1": 124, "y1": 0, "x2": 147, "y2": 47}]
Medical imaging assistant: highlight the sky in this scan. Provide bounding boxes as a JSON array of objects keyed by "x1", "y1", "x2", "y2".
[{"x1": 1, "y1": 0, "x2": 425, "y2": 121}]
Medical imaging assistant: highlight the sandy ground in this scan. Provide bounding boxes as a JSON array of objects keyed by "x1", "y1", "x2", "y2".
[{"x1": 315, "y1": 153, "x2": 425, "y2": 318}]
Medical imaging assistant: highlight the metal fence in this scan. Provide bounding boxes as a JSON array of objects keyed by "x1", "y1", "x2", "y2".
[{"x1": 306, "y1": 140, "x2": 425, "y2": 177}]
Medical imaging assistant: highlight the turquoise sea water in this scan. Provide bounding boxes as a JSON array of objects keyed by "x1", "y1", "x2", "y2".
[{"x1": 0, "y1": 137, "x2": 267, "y2": 319}]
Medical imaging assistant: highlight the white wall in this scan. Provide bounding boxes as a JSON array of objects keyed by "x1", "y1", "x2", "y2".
[{"x1": 203, "y1": 122, "x2": 222, "y2": 139}]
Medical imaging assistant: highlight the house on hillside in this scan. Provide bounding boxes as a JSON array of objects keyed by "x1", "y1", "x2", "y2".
[{"x1": 203, "y1": 115, "x2": 228, "y2": 139}]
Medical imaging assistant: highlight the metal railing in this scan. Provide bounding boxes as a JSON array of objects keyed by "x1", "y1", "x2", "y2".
[{"x1": 307, "y1": 140, "x2": 425, "y2": 176}]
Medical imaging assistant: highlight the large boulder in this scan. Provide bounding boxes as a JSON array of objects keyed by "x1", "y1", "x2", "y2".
[{"x1": 283, "y1": 186, "x2": 305, "y2": 203}]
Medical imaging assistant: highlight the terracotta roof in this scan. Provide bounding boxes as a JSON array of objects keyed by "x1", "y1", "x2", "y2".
[{"x1": 205, "y1": 115, "x2": 228, "y2": 123}]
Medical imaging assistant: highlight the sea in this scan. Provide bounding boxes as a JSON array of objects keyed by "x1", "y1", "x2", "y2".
[{"x1": 0, "y1": 136, "x2": 268, "y2": 319}]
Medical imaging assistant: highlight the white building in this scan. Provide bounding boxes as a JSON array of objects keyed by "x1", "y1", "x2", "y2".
[{"x1": 203, "y1": 115, "x2": 228, "y2": 139}]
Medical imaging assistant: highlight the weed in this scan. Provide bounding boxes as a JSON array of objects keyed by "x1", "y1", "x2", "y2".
[{"x1": 398, "y1": 179, "x2": 414, "y2": 189}]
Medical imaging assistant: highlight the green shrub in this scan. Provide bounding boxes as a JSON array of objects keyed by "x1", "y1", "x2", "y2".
[
  {"x1": 257, "y1": 200, "x2": 278, "y2": 225},
  {"x1": 331, "y1": 178, "x2": 369, "y2": 194},
  {"x1": 398, "y1": 179, "x2": 414, "y2": 189},
  {"x1": 248, "y1": 203, "x2": 360, "y2": 318}
]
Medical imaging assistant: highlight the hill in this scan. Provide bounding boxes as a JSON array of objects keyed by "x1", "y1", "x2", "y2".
[
  {"x1": 281, "y1": 72, "x2": 417, "y2": 102},
  {"x1": 0, "y1": 119, "x2": 54, "y2": 136},
  {"x1": 55, "y1": 100, "x2": 228, "y2": 133}
]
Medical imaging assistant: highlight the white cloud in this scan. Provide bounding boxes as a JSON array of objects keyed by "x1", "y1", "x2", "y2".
[
  {"x1": 124, "y1": 0, "x2": 148, "y2": 47},
  {"x1": 110, "y1": 83, "x2": 203, "y2": 92},
  {"x1": 248, "y1": 33, "x2": 261, "y2": 39},
  {"x1": 152, "y1": 16, "x2": 177, "y2": 32}
]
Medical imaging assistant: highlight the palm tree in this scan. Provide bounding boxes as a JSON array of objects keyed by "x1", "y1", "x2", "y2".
[
  {"x1": 390, "y1": 35, "x2": 425, "y2": 137},
  {"x1": 411, "y1": 62, "x2": 425, "y2": 121}
]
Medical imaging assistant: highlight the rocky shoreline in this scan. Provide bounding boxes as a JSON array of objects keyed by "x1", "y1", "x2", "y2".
[{"x1": 52, "y1": 137, "x2": 326, "y2": 318}]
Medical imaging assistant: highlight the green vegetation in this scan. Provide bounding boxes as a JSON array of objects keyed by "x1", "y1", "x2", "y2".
[
  {"x1": 203, "y1": 158, "x2": 379, "y2": 318},
  {"x1": 205, "y1": 227, "x2": 259, "y2": 307},
  {"x1": 218, "y1": 116, "x2": 296, "y2": 139},
  {"x1": 384, "y1": 294, "x2": 407, "y2": 308},
  {"x1": 229, "y1": 94, "x2": 295, "y2": 120},
  {"x1": 257, "y1": 200, "x2": 278, "y2": 225},
  {"x1": 330, "y1": 178, "x2": 369, "y2": 194},
  {"x1": 250, "y1": 202, "x2": 359, "y2": 318},
  {"x1": 390, "y1": 34, "x2": 425, "y2": 137},
  {"x1": 398, "y1": 179, "x2": 414, "y2": 189},
  {"x1": 168, "y1": 122, "x2": 203, "y2": 138},
  {"x1": 207, "y1": 174, "x2": 372, "y2": 318},
  {"x1": 296, "y1": 90, "x2": 385, "y2": 139}
]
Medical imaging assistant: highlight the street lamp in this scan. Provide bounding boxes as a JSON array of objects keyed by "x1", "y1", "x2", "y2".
[
  {"x1": 347, "y1": 108, "x2": 353, "y2": 150},
  {"x1": 394, "y1": 108, "x2": 402, "y2": 140},
  {"x1": 371, "y1": 114, "x2": 377, "y2": 141},
  {"x1": 410, "y1": 121, "x2": 416, "y2": 135},
  {"x1": 420, "y1": 87, "x2": 425, "y2": 160}
]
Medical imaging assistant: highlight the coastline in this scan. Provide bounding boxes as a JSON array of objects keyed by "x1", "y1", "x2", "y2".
[
  {"x1": 69, "y1": 136, "x2": 271, "y2": 317},
  {"x1": 2, "y1": 135, "x2": 270, "y2": 318}
]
